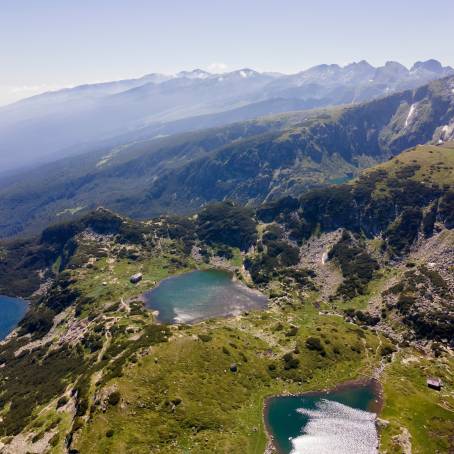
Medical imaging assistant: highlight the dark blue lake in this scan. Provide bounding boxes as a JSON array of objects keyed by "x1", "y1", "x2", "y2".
[
  {"x1": 265, "y1": 382, "x2": 379, "y2": 454},
  {"x1": 0, "y1": 295, "x2": 27, "y2": 340},
  {"x1": 144, "y1": 269, "x2": 267, "y2": 324}
]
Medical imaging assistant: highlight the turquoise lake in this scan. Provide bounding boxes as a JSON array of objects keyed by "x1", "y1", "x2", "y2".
[
  {"x1": 0, "y1": 295, "x2": 27, "y2": 340},
  {"x1": 266, "y1": 382, "x2": 379, "y2": 454},
  {"x1": 144, "y1": 269, "x2": 268, "y2": 324}
]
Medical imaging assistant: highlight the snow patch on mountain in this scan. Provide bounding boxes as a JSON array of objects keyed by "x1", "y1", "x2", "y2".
[
  {"x1": 441, "y1": 123, "x2": 454, "y2": 140},
  {"x1": 405, "y1": 103, "x2": 417, "y2": 127}
]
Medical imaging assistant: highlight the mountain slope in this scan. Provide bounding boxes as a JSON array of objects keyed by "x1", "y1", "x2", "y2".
[
  {"x1": 142, "y1": 77, "x2": 454, "y2": 213},
  {"x1": 0, "y1": 145, "x2": 452, "y2": 453},
  {"x1": 0, "y1": 114, "x2": 303, "y2": 237},
  {"x1": 258, "y1": 142, "x2": 454, "y2": 256},
  {"x1": 1, "y1": 76, "x2": 453, "y2": 239},
  {"x1": 0, "y1": 60, "x2": 452, "y2": 173}
]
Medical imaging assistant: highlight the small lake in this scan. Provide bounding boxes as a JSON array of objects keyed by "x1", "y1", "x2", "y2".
[
  {"x1": 265, "y1": 382, "x2": 380, "y2": 454},
  {"x1": 0, "y1": 295, "x2": 28, "y2": 340},
  {"x1": 144, "y1": 269, "x2": 267, "y2": 324}
]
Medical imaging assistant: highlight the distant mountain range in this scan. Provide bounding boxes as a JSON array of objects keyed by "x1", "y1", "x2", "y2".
[
  {"x1": 0, "y1": 59, "x2": 452, "y2": 173},
  {"x1": 1, "y1": 75, "x2": 453, "y2": 238}
]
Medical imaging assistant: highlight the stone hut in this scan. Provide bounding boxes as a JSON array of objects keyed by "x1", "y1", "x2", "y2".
[
  {"x1": 427, "y1": 377, "x2": 442, "y2": 391},
  {"x1": 130, "y1": 273, "x2": 143, "y2": 284}
]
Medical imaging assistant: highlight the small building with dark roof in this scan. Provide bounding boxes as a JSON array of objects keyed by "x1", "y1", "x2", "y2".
[
  {"x1": 427, "y1": 378, "x2": 442, "y2": 391},
  {"x1": 130, "y1": 273, "x2": 143, "y2": 284}
]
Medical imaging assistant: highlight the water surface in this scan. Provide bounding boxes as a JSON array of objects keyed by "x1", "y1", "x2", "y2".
[
  {"x1": 144, "y1": 269, "x2": 267, "y2": 324},
  {"x1": 0, "y1": 295, "x2": 27, "y2": 340},
  {"x1": 266, "y1": 382, "x2": 379, "y2": 454}
]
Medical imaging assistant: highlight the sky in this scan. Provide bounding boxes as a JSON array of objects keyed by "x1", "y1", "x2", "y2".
[{"x1": 0, "y1": 0, "x2": 453, "y2": 105}]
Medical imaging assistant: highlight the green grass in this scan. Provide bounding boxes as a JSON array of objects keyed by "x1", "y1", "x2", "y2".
[
  {"x1": 362, "y1": 144, "x2": 454, "y2": 199},
  {"x1": 229, "y1": 248, "x2": 243, "y2": 267},
  {"x1": 27, "y1": 408, "x2": 73, "y2": 454},
  {"x1": 379, "y1": 350, "x2": 454, "y2": 453},
  {"x1": 2, "y1": 232, "x2": 450, "y2": 453},
  {"x1": 73, "y1": 248, "x2": 197, "y2": 307},
  {"x1": 330, "y1": 266, "x2": 398, "y2": 312},
  {"x1": 74, "y1": 302, "x2": 388, "y2": 453},
  {"x1": 4, "y1": 195, "x2": 453, "y2": 452}
]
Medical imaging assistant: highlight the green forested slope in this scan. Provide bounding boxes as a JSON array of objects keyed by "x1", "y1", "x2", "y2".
[{"x1": 1, "y1": 77, "x2": 453, "y2": 239}]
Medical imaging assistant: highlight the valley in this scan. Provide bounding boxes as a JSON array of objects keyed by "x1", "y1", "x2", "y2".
[
  {"x1": 1, "y1": 75, "x2": 454, "y2": 239},
  {"x1": 1, "y1": 59, "x2": 452, "y2": 174}
]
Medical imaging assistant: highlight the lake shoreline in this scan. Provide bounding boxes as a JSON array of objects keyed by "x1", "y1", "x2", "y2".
[
  {"x1": 263, "y1": 377, "x2": 382, "y2": 454},
  {"x1": 0, "y1": 295, "x2": 29, "y2": 342},
  {"x1": 142, "y1": 268, "x2": 268, "y2": 325}
]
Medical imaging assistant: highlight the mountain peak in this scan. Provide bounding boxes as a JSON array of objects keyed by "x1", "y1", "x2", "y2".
[
  {"x1": 375, "y1": 61, "x2": 409, "y2": 79},
  {"x1": 383, "y1": 61, "x2": 408, "y2": 70},
  {"x1": 176, "y1": 69, "x2": 212, "y2": 79},
  {"x1": 139, "y1": 73, "x2": 173, "y2": 84},
  {"x1": 232, "y1": 68, "x2": 259, "y2": 78},
  {"x1": 309, "y1": 63, "x2": 341, "y2": 71},
  {"x1": 345, "y1": 60, "x2": 374, "y2": 69},
  {"x1": 410, "y1": 59, "x2": 443, "y2": 73}
]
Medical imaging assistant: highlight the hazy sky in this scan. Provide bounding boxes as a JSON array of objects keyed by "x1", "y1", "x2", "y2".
[{"x1": 1, "y1": 0, "x2": 453, "y2": 105}]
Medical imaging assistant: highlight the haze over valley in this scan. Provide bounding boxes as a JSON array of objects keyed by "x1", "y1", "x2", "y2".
[{"x1": 1, "y1": 59, "x2": 452, "y2": 173}]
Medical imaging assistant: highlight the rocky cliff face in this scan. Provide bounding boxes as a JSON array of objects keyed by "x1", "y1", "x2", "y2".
[{"x1": 258, "y1": 143, "x2": 454, "y2": 250}]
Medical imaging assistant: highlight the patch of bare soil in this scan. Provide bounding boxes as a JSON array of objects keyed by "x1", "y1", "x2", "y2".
[
  {"x1": 391, "y1": 426, "x2": 412, "y2": 454},
  {"x1": 1, "y1": 429, "x2": 57, "y2": 454}
]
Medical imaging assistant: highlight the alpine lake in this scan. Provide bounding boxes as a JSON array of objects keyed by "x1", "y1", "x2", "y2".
[
  {"x1": 0, "y1": 295, "x2": 28, "y2": 340},
  {"x1": 265, "y1": 381, "x2": 380, "y2": 454},
  {"x1": 144, "y1": 270, "x2": 380, "y2": 453},
  {"x1": 144, "y1": 269, "x2": 268, "y2": 324}
]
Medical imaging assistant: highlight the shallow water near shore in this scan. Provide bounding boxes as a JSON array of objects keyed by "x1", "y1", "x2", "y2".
[
  {"x1": 265, "y1": 381, "x2": 379, "y2": 454},
  {"x1": 144, "y1": 269, "x2": 268, "y2": 324},
  {"x1": 0, "y1": 295, "x2": 28, "y2": 340}
]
